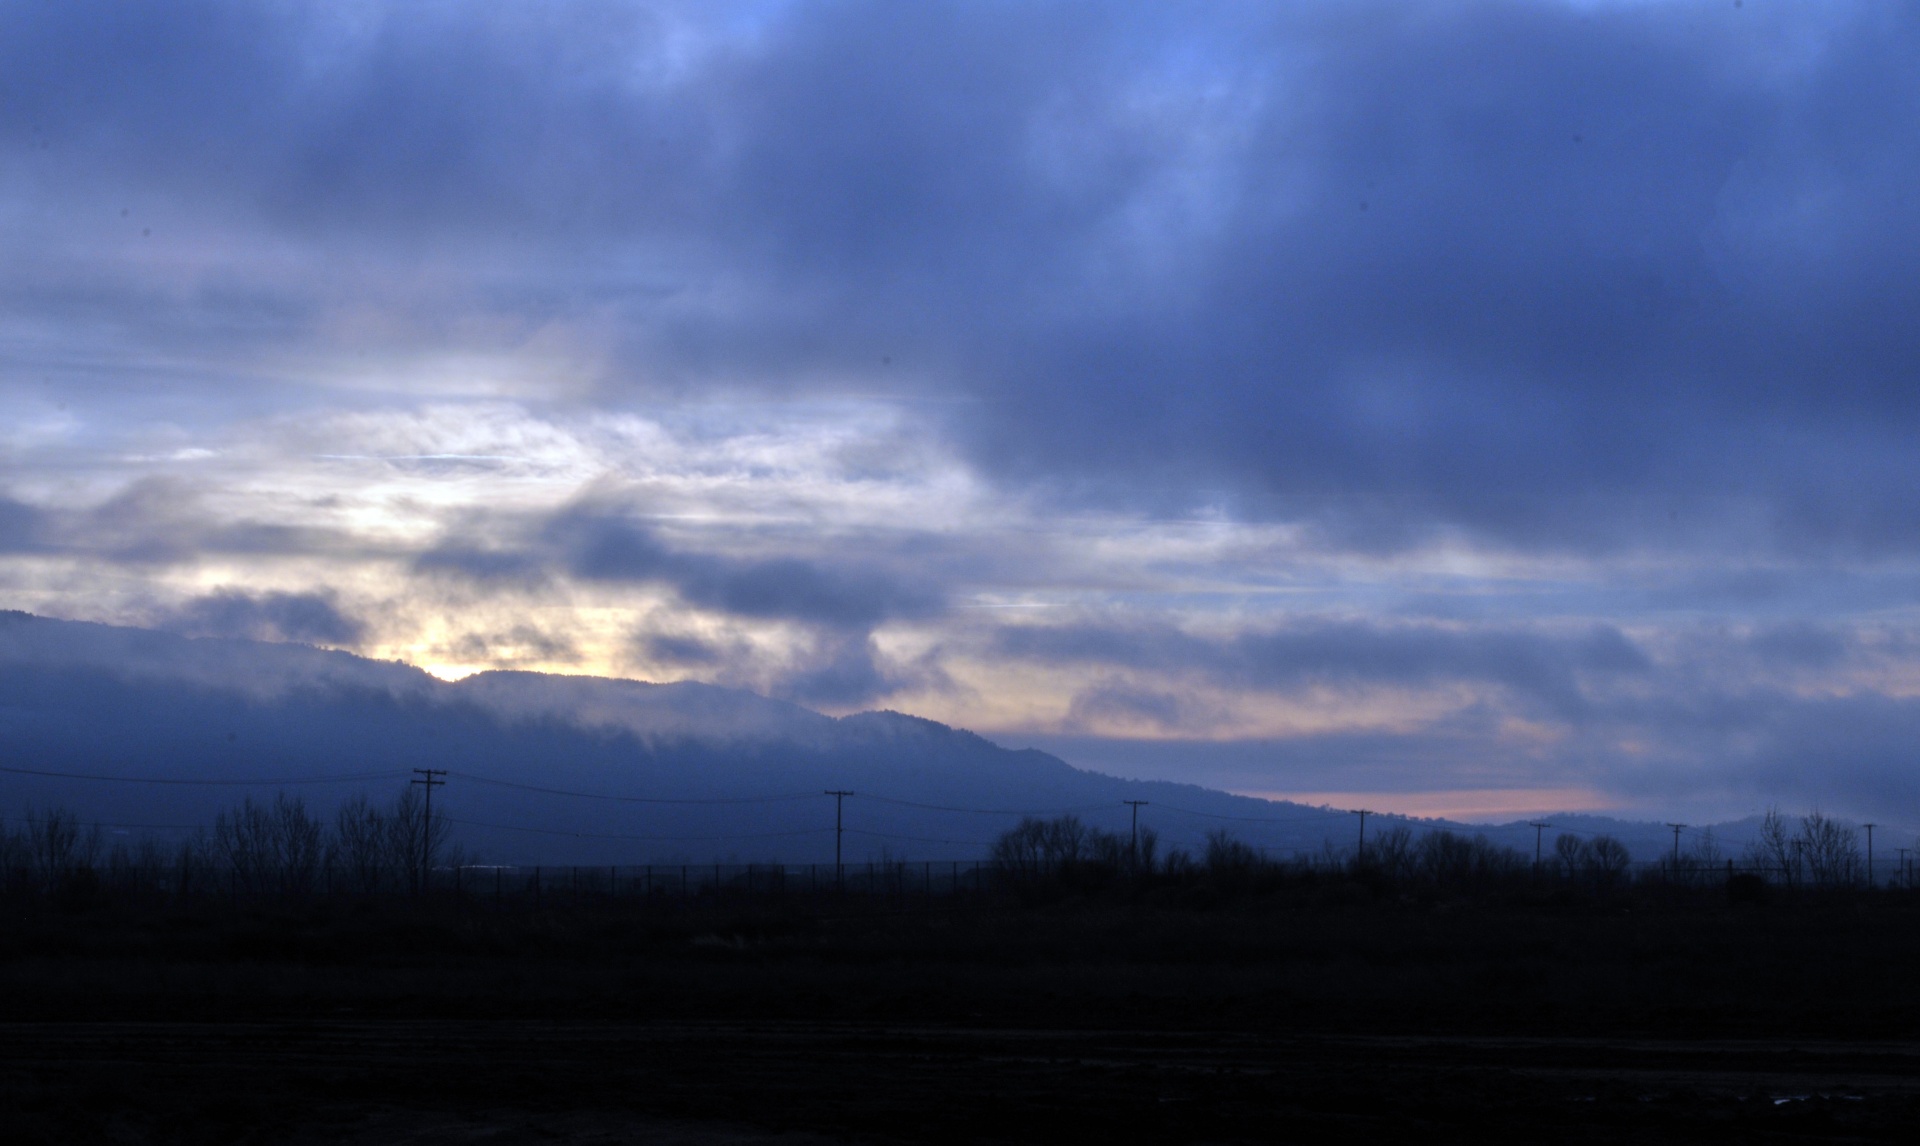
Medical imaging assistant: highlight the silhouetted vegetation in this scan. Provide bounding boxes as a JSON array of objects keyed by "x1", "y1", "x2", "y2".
[{"x1": 6, "y1": 804, "x2": 1920, "y2": 1143}]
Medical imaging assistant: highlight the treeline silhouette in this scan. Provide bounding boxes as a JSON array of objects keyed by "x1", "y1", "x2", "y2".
[
  {"x1": 2, "y1": 788, "x2": 454, "y2": 903},
  {"x1": 2, "y1": 784, "x2": 1902, "y2": 910},
  {"x1": 986, "y1": 810, "x2": 1894, "y2": 902}
]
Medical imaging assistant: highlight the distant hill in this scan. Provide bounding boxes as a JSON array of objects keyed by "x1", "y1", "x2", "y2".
[{"x1": 0, "y1": 611, "x2": 1792, "y2": 864}]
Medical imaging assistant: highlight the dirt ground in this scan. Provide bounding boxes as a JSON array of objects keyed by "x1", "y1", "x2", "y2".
[
  {"x1": 9, "y1": 896, "x2": 1920, "y2": 1140},
  {"x1": 8, "y1": 1019, "x2": 1920, "y2": 1143}
]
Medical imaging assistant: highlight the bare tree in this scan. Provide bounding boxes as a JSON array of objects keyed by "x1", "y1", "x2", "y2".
[
  {"x1": 0, "y1": 816, "x2": 30, "y2": 892},
  {"x1": 1746, "y1": 807, "x2": 1798, "y2": 887},
  {"x1": 24, "y1": 806, "x2": 99, "y2": 893},
  {"x1": 1796, "y1": 810, "x2": 1860, "y2": 889},
  {"x1": 1690, "y1": 827, "x2": 1722, "y2": 868},
  {"x1": 332, "y1": 793, "x2": 390, "y2": 893},
  {"x1": 1415, "y1": 830, "x2": 1525, "y2": 887},
  {"x1": 1203, "y1": 829, "x2": 1263, "y2": 880},
  {"x1": 386, "y1": 784, "x2": 448, "y2": 893},
  {"x1": 213, "y1": 793, "x2": 325, "y2": 896},
  {"x1": 990, "y1": 817, "x2": 1051, "y2": 880},
  {"x1": 1553, "y1": 832, "x2": 1584, "y2": 879},
  {"x1": 105, "y1": 835, "x2": 168, "y2": 896},
  {"x1": 1581, "y1": 835, "x2": 1632, "y2": 887},
  {"x1": 1135, "y1": 826, "x2": 1160, "y2": 874},
  {"x1": 1372, "y1": 824, "x2": 1417, "y2": 881}
]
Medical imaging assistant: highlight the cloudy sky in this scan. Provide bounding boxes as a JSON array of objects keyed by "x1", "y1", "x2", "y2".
[{"x1": 3, "y1": 0, "x2": 1919, "y2": 822}]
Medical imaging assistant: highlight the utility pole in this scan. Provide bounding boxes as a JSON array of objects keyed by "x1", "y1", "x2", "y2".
[
  {"x1": 1528, "y1": 822, "x2": 1551, "y2": 877},
  {"x1": 1354, "y1": 809, "x2": 1370, "y2": 863},
  {"x1": 825, "y1": 790, "x2": 852, "y2": 890},
  {"x1": 1123, "y1": 800, "x2": 1148, "y2": 873},
  {"x1": 411, "y1": 768, "x2": 446, "y2": 891},
  {"x1": 1666, "y1": 823, "x2": 1686, "y2": 871},
  {"x1": 1898, "y1": 847, "x2": 1910, "y2": 891},
  {"x1": 1863, "y1": 823, "x2": 1876, "y2": 887}
]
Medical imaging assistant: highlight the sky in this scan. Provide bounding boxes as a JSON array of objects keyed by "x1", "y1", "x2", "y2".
[{"x1": 3, "y1": 0, "x2": 1919, "y2": 824}]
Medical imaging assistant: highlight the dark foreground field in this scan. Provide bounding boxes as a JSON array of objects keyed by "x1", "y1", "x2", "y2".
[{"x1": 6, "y1": 892, "x2": 1920, "y2": 1142}]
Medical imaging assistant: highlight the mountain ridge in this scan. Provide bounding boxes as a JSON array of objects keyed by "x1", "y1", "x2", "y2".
[{"x1": 0, "y1": 610, "x2": 1829, "y2": 863}]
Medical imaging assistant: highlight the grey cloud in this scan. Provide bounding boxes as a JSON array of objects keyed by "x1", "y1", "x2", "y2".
[
  {"x1": 1745, "y1": 622, "x2": 1852, "y2": 670},
  {"x1": 640, "y1": 632, "x2": 736, "y2": 669},
  {"x1": 771, "y1": 633, "x2": 897, "y2": 709},
  {"x1": 639, "y1": 625, "x2": 923, "y2": 710},
  {"x1": 446, "y1": 624, "x2": 580, "y2": 667},
  {"x1": 1002, "y1": 619, "x2": 1651, "y2": 719},
  {"x1": 0, "y1": 498, "x2": 49, "y2": 553},
  {"x1": 159, "y1": 589, "x2": 365, "y2": 646},
  {"x1": 0, "y1": 482, "x2": 344, "y2": 566},
  {"x1": 1065, "y1": 681, "x2": 1219, "y2": 735},
  {"x1": 545, "y1": 511, "x2": 944, "y2": 629},
  {"x1": 412, "y1": 545, "x2": 552, "y2": 587}
]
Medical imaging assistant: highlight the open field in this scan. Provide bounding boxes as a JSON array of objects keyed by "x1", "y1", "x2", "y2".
[
  {"x1": 6, "y1": 893, "x2": 1920, "y2": 1141},
  {"x1": 9, "y1": 1021, "x2": 1920, "y2": 1143}
]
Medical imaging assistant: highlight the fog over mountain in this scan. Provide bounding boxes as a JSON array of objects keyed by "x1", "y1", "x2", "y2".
[{"x1": 0, "y1": 612, "x2": 1843, "y2": 865}]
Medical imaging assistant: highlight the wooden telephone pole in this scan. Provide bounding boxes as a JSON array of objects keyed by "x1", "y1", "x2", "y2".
[
  {"x1": 410, "y1": 768, "x2": 446, "y2": 890},
  {"x1": 1123, "y1": 800, "x2": 1148, "y2": 872},
  {"x1": 825, "y1": 790, "x2": 852, "y2": 890}
]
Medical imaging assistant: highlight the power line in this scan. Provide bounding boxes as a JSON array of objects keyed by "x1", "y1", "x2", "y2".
[
  {"x1": 856, "y1": 793, "x2": 1115, "y2": 816},
  {"x1": 0, "y1": 764, "x2": 407, "y2": 786},
  {"x1": 842, "y1": 827, "x2": 996, "y2": 848},
  {"x1": 0, "y1": 815, "x2": 203, "y2": 833},
  {"x1": 446, "y1": 771, "x2": 819, "y2": 804},
  {"x1": 441, "y1": 815, "x2": 831, "y2": 843}
]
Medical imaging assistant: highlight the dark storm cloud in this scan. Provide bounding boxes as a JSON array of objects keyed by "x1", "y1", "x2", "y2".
[
  {"x1": 159, "y1": 589, "x2": 365, "y2": 646},
  {"x1": 10, "y1": 2, "x2": 1920, "y2": 560},
  {"x1": 941, "y1": 2, "x2": 1920, "y2": 555}
]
